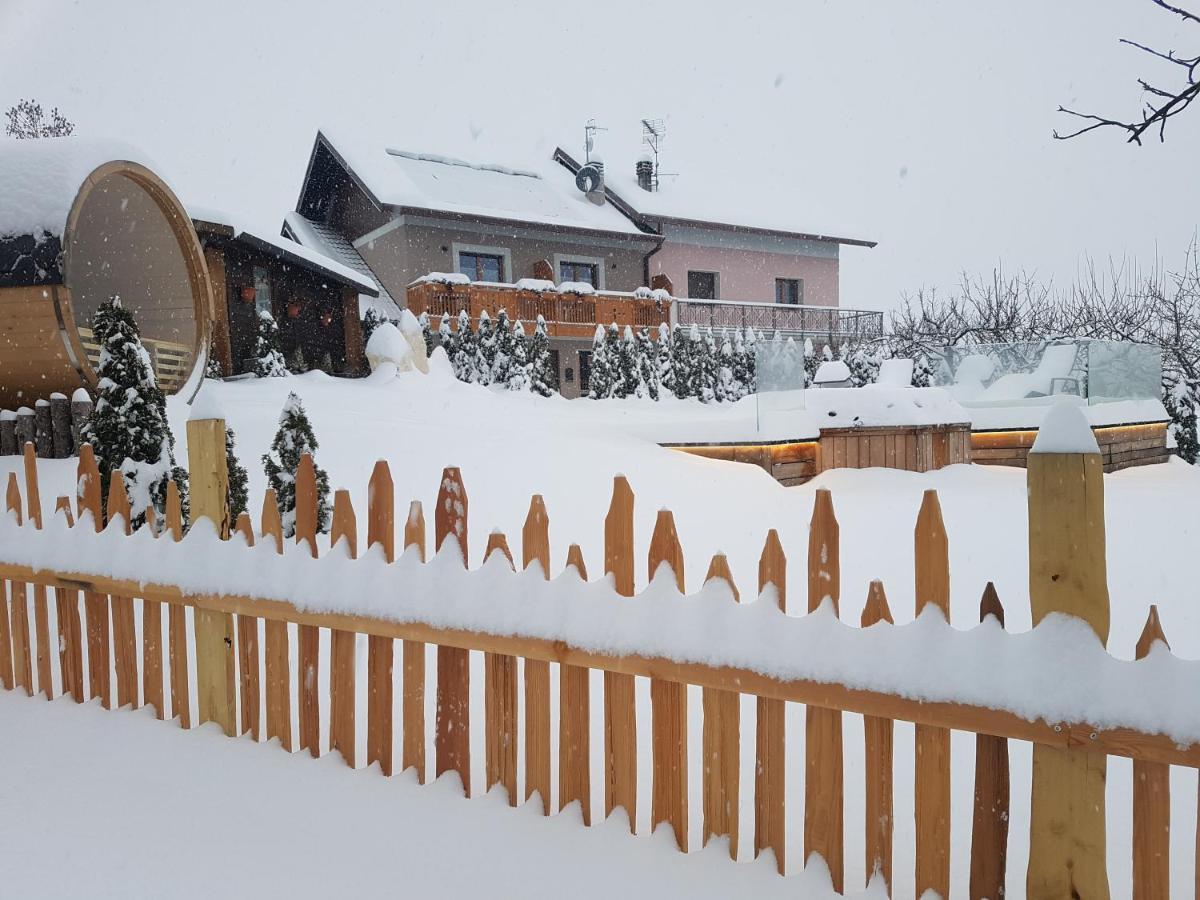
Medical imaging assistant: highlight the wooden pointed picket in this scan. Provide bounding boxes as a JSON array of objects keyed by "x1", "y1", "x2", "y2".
[
  {"x1": 522, "y1": 496, "x2": 553, "y2": 815},
  {"x1": 435, "y1": 466, "x2": 471, "y2": 794},
  {"x1": 969, "y1": 583, "x2": 1009, "y2": 900},
  {"x1": 329, "y1": 490, "x2": 357, "y2": 766},
  {"x1": 106, "y1": 476, "x2": 139, "y2": 710},
  {"x1": 261, "y1": 488, "x2": 290, "y2": 750},
  {"x1": 0, "y1": 481, "x2": 12, "y2": 692},
  {"x1": 484, "y1": 531, "x2": 519, "y2": 805},
  {"x1": 233, "y1": 512, "x2": 260, "y2": 739},
  {"x1": 5, "y1": 473, "x2": 31, "y2": 696},
  {"x1": 165, "y1": 480, "x2": 188, "y2": 726},
  {"x1": 559, "y1": 537, "x2": 592, "y2": 824},
  {"x1": 754, "y1": 528, "x2": 789, "y2": 874},
  {"x1": 604, "y1": 475, "x2": 637, "y2": 831},
  {"x1": 23, "y1": 444, "x2": 52, "y2": 700},
  {"x1": 914, "y1": 489, "x2": 950, "y2": 900},
  {"x1": 565, "y1": 544, "x2": 587, "y2": 579},
  {"x1": 138, "y1": 504, "x2": 164, "y2": 719},
  {"x1": 366, "y1": 461, "x2": 395, "y2": 775},
  {"x1": 77, "y1": 448, "x2": 110, "y2": 708},
  {"x1": 53, "y1": 496, "x2": 84, "y2": 703},
  {"x1": 295, "y1": 453, "x2": 320, "y2": 756},
  {"x1": 861, "y1": 580, "x2": 894, "y2": 894},
  {"x1": 401, "y1": 499, "x2": 425, "y2": 782},
  {"x1": 1133, "y1": 605, "x2": 1170, "y2": 900},
  {"x1": 702, "y1": 552, "x2": 739, "y2": 859},
  {"x1": 649, "y1": 509, "x2": 687, "y2": 852}
]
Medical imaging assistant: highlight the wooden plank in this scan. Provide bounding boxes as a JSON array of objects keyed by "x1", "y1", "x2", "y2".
[
  {"x1": 402, "y1": 499, "x2": 425, "y2": 782},
  {"x1": 261, "y1": 489, "x2": 290, "y2": 750},
  {"x1": 869, "y1": 434, "x2": 886, "y2": 467},
  {"x1": 560, "y1": 545, "x2": 591, "y2": 824},
  {"x1": 914, "y1": 489, "x2": 950, "y2": 900},
  {"x1": 140, "y1": 505, "x2": 165, "y2": 719},
  {"x1": 165, "y1": 481, "x2": 188, "y2": 726},
  {"x1": 233, "y1": 513, "x2": 259, "y2": 739},
  {"x1": 329, "y1": 490, "x2": 357, "y2": 766},
  {"x1": 884, "y1": 432, "x2": 897, "y2": 469},
  {"x1": 969, "y1": 583, "x2": 1009, "y2": 900},
  {"x1": 1026, "y1": 449, "x2": 1111, "y2": 900},
  {"x1": 604, "y1": 475, "x2": 637, "y2": 830},
  {"x1": 188, "y1": 417, "x2": 236, "y2": 737},
  {"x1": 294, "y1": 452, "x2": 321, "y2": 757},
  {"x1": 1132, "y1": 606, "x2": 1170, "y2": 900},
  {"x1": 53, "y1": 497, "x2": 84, "y2": 702},
  {"x1": 367, "y1": 461, "x2": 395, "y2": 775},
  {"x1": 750, "y1": 530, "x2": 788, "y2": 872},
  {"x1": 106, "y1": 476, "x2": 139, "y2": 709},
  {"x1": 482, "y1": 532, "x2": 519, "y2": 805},
  {"x1": 521, "y1": 496, "x2": 552, "y2": 815},
  {"x1": 5, "y1": 474, "x2": 31, "y2": 696},
  {"x1": 649, "y1": 510, "x2": 687, "y2": 852},
  {"x1": 702, "y1": 552, "x2": 740, "y2": 859},
  {"x1": 435, "y1": 467, "x2": 470, "y2": 794},
  {"x1": 23, "y1": 445, "x2": 52, "y2": 699},
  {"x1": 862, "y1": 581, "x2": 894, "y2": 894},
  {"x1": 806, "y1": 490, "x2": 843, "y2": 889}
]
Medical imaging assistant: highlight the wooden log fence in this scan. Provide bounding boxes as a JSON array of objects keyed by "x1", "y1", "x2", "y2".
[
  {"x1": 0, "y1": 425, "x2": 1196, "y2": 898},
  {"x1": 0, "y1": 392, "x2": 91, "y2": 458}
]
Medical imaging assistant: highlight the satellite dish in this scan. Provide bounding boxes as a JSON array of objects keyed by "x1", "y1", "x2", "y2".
[{"x1": 575, "y1": 164, "x2": 603, "y2": 194}]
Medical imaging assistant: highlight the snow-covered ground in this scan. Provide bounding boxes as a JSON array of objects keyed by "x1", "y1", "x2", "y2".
[{"x1": 3, "y1": 361, "x2": 1199, "y2": 897}]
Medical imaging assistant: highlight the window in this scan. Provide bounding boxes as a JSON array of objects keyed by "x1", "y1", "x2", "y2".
[
  {"x1": 458, "y1": 251, "x2": 505, "y2": 283},
  {"x1": 253, "y1": 266, "x2": 272, "y2": 315},
  {"x1": 776, "y1": 278, "x2": 803, "y2": 305},
  {"x1": 687, "y1": 270, "x2": 718, "y2": 300},
  {"x1": 559, "y1": 260, "x2": 598, "y2": 286}
]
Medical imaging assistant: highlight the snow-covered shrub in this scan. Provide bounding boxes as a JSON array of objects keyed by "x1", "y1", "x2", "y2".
[
  {"x1": 635, "y1": 328, "x2": 660, "y2": 400},
  {"x1": 529, "y1": 316, "x2": 556, "y2": 397},
  {"x1": 587, "y1": 324, "x2": 617, "y2": 399},
  {"x1": 1165, "y1": 372, "x2": 1199, "y2": 463},
  {"x1": 507, "y1": 321, "x2": 531, "y2": 392},
  {"x1": 262, "y1": 392, "x2": 331, "y2": 537},
  {"x1": 366, "y1": 322, "x2": 416, "y2": 372},
  {"x1": 225, "y1": 426, "x2": 249, "y2": 523},
  {"x1": 252, "y1": 309, "x2": 289, "y2": 377}
]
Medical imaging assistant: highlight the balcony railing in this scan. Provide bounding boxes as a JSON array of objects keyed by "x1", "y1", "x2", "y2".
[{"x1": 674, "y1": 298, "x2": 884, "y2": 342}]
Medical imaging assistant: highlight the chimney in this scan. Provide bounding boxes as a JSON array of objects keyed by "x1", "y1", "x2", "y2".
[{"x1": 636, "y1": 153, "x2": 653, "y2": 191}]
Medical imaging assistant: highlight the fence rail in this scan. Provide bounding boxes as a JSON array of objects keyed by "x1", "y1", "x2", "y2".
[
  {"x1": 673, "y1": 299, "x2": 885, "y2": 343},
  {"x1": 0, "y1": 431, "x2": 1191, "y2": 898}
]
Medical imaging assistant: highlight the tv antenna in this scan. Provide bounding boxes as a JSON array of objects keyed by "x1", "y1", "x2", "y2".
[
  {"x1": 641, "y1": 118, "x2": 670, "y2": 191},
  {"x1": 584, "y1": 118, "x2": 607, "y2": 162}
]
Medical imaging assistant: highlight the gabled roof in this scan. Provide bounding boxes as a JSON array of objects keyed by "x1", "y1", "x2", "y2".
[
  {"x1": 282, "y1": 211, "x2": 401, "y2": 320},
  {"x1": 552, "y1": 148, "x2": 877, "y2": 249},
  {"x1": 297, "y1": 130, "x2": 659, "y2": 241}
]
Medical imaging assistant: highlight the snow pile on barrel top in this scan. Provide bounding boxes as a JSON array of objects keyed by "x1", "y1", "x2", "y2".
[{"x1": 1030, "y1": 399, "x2": 1101, "y2": 454}]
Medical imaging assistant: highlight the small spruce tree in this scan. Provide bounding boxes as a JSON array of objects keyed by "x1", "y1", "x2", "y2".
[
  {"x1": 262, "y1": 392, "x2": 331, "y2": 537},
  {"x1": 286, "y1": 345, "x2": 308, "y2": 375},
  {"x1": 252, "y1": 309, "x2": 289, "y2": 377},
  {"x1": 450, "y1": 311, "x2": 477, "y2": 383},
  {"x1": 475, "y1": 310, "x2": 496, "y2": 386},
  {"x1": 615, "y1": 326, "x2": 640, "y2": 399},
  {"x1": 715, "y1": 332, "x2": 737, "y2": 402},
  {"x1": 587, "y1": 324, "x2": 613, "y2": 399},
  {"x1": 1165, "y1": 372, "x2": 1200, "y2": 463},
  {"x1": 670, "y1": 324, "x2": 693, "y2": 399},
  {"x1": 635, "y1": 328, "x2": 660, "y2": 400},
  {"x1": 657, "y1": 322, "x2": 675, "y2": 396},
  {"x1": 225, "y1": 426, "x2": 249, "y2": 522},
  {"x1": 911, "y1": 353, "x2": 935, "y2": 388},
  {"x1": 508, "y1": 320, "x2": 531, "y2": 391},
  {"x1": 529, "y1": 315, "x2": 556, "y2": 397},
  {"x1": 492, "y1": 309, "x2": 514, "y2": 385},
  {"x1": 418, "y1": 311, "x2": 436, "y2": 358},
  {"x1": 362, "y1": 308, "x2": 387, "y2": 345},
  {"x1": 693, "y1": 326, "x2": 717, "y2": 403}
]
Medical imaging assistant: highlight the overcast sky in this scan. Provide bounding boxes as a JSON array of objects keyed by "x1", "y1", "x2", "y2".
[{"x1": 2, "y1": 0, "x2": 1197, "y2": 311}]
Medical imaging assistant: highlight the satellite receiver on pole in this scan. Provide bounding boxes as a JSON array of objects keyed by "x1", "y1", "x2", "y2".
[
  {"x1": 584, "y1": 118, "x2": 607, "y2": 162},
  {"x1": 641, "y1": 118, "x2": 667, "y2": 191}
]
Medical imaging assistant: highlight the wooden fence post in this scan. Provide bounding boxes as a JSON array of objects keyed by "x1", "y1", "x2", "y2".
[
  {"x1": 702, "y1": 552, "x2": 740, "y2": 859},
  {"x1": 106, "y1": 475, "x2": 138, "y2": 709},
  {"x1": 295, "y1": 453, "x2": 321, "y2": 757},
  {"x1": 330, "y1": 489, "x2": 357, "y2": 766},
  {"x1": 604, "y1": 475, "x2": 638, "y2": 831},
  {"x1": 366, "y1": 461, "x2": 395, "y2": 775},
  {"x1": 5, "y1": 473, "x2": 31, "y2": 695},
  {"x1": 165, "y1": 481, "x2": 188, "y2": 727},
  {"x1": 862, "y1": 581, "x2": 894, "y2": 894},
  {"x1": 23, "y1": 444, "x2": 53, "y2": 699},
  {"x1": 187, "y1": 415, "x2": 235, "y2": 737},
  {"x1": 402, "y1": 499, "x2": 425, "y2": 781},
  {"x1": 53, "y1": 496, "x2": 84, "y2": 702},
  {"x1": 1026, "y1": 419, "x2": 1111, "y2": 900},
  {"x1": 77, "y1": 445, "x2": 110, "y2": 709},
  {"x1": 233, "y1": 512, "x2": 259, "y2": 739},
  {"x1": 649, "y1": 509, "x2": 687, "y2": 852},
  {"x1": 521, "y1": 496, "x2": 555, "y2": 815},
  {"x1": 1133, "y1": 606, "x2": 1170, "y2": 900},
  {"x1": 34, "y1": 400, "x2": 51, "y2": 459},
  {"x1": 435, "y1": 466, "x2": 471, "y2": 795},
  {"x1": 805, "y1": 491, "x2": 843, "y2": 888},
  {"x1": 49, "y1": 393, "x2": 71, "y2": 458},
  {"x1": 970, "y1": 583, "x2": 1009, "y2": 900},
  {"x1": 484, "y1": 531, "x2": 519, "y2": 805},
  {"x1": 914, "y1": 489, "x2": 951, "y2": 899},
  {"x1": 261, "y1": 488, "x2": 290, "y2": 750}
]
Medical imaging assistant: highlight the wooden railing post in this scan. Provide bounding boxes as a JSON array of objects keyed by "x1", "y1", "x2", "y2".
[
  {"x1": 1026, "y1": 409, "x2": 1111, "y2": 900},
  {"x1": 435, "y1": 466, "x2": 471, "y2": 795},
  {"x1": 649, "y1": 509, "x2": 687, "y2": 852},
  {"x1": 186, "y1": 414, "x2": 235, "y2": 737},
  {"x1": 604, "y1": 476, "x2": 637, "y2": 831}
]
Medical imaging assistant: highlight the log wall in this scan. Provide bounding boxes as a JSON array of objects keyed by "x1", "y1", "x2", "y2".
[{"x1": 971, "y1": 422, "x2": 1170, "y2": 473}]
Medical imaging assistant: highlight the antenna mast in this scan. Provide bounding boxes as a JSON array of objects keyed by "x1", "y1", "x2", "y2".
[
  {"x1": 584, "y1": 118, "x2": 607, "y2": 163},
  {"x1": 641, "y1": 118, "x2": 667, "y2": 191}
]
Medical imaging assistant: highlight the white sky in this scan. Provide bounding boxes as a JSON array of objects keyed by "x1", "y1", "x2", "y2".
[{"x1": 1, "y1": 0, "x2": 1197, "y2": 312}]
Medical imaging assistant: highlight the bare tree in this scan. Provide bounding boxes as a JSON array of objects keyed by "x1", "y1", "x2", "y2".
[
  {"x1": 4, "y1": 98, "x2": 75, "y2": 139},
  {"x1": 1056, "y1": 0, "x2": 1199, "y2": 144}
]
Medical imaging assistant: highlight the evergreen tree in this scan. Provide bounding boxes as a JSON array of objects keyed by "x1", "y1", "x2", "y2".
[
  {"x1": 508, "y1": 320, "x2": 531, "y2": 391},
  {"x1": 587, "y1": 324, "x2": 614, "y2": 399},
  {"x1": 492, "y1": 309, "x2": 514, "y2": 385},
  {"x1": 843, "y1": 342, "x2": 884, "y2": 387},
  {"x1": 803, "y1": 338, "x2": 820, "y2": 388},
  {"x1": 225, "y1": 426, "x2": 249, "y2": 523},
  {"x1": 529, "y1": 315, "x2": 556, "y2": 397},
  {"x1": 715, "y1": 331, "x2": 737, "y2": 402},
  {"x1": 450, "y1": 311, "x2": 477, "y2": 383},
  {"x1": 362, "y1": 308, "x2": 387, "y2": 345},
  {"x1": 252, "y1": 309, "x2": 289, "y2": 377},
  {"x1": 418, "y1": 311, "x2": 436, "y2": 358},
  {"x1": 319, "y1": 351, "x2": 335, "y2": 374},
  {"x1": 475, "y1": 310, "x2": 496, "y2": 386},
  {"x1": 635, "y1": 328, "x2": 660, "y2": 400},
  {"x1": 262, "y1": 392, "x2": 331, "y2": 537},
  {"x1": 615, "y1": 325, "x2": 640, "y2": 398},
  {"x1": 1165, "y1": 372, "x2": 1200, "y2": 463},
  {"x1": 80, "y1": 296, "x2": 187, "y2": 528},
  {"x1": 438, "y1": 312, "x2": 452, "y2": 358},
  {"x1": 205, "y1": 340, "x2": 223, "y2": 379},
  {"x1": 738, "y1": 326, "x2": 757, "y2": 396},
  {"x1": 670, "y1": 325, "x2": 694, "y2": 399},
  {"x1": 911, "y1": 353, "x2": 935, "y2": 388},
  {"x1": 694, "y1": 326, "x2": 717, "y2": 402},
  {"x1": 656, "y1": 322, "x2": 675, "y2": 396},
  {"x1": 286, "y1": 345, "x2": 308, "y2": 375}
]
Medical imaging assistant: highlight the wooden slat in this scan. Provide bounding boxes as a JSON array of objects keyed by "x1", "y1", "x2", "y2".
[
  {"x1": 969, "y1": 583, "x2": 1009, "y2": 900},
  {"x1": 233, "y1": 512, "x2": 260, "y2": 739},
  {"x1": 23, "y1": 445, "x2": 52, "y2": 699},
  {"x1": 142, "y1": 505, "x2": 164, "y2": 718},
  {"x1": 862, "y1": 581, "x2": 894, "y2": 894},
  {"x1": 750, "y1": 531, "x2": 787, "y2": 872},
  {"x1": 805, "y1": 491, "x2": 844, "y2": 889},
  {"x1": 702, "y1": 552, "x2": 739, "y2": 859},
  {"x1": 914, "y1": 489, "x2": 951, "y2": 900},
  {"x1": 106, "y1": 476, "x2": 139, "y2": 710},
  {"x1": 77, "y1": 447, "x2": 111, "y2": 708},
  {"x1": 330, "y1": 490, "x2": 357, "y2": 766},
  {"x1": 1132, "y1": 605, "x2": 1170, "y2": 900},
  {"x1": 401, "y1": 499, "x2": 425, "y2": 781},
  {"x1": 435, "y1": 467, "x2": 471, "y2": 794},
  {"x1": 367, "y1": 461, "x2": 395, "y2": 775},
  {"x1": 559, "y1": 536, "x2": 591, "y2": 822},
  {"x1": 5, "y1": 474, "x2": 31, "y2": 696},
  {"x1": 294, "y1": 452, "x2": 320, "y2": 757},
  {"x1": 649, "y1": 509, "x2": 687, "y2": 852},
  {"x1": 165, "y1": 481, "x2": 187, "y2": 725},
  {"x1": 483, "y1": 532, "x2": 519, "y2": 805},
  {"x1": 521, "y1": 496, "x2": 552, "y2": 815},
  {"x1": 261, "y1": 489, "x2": 290, "y2": 750},
  {"x1": 0, "y1": 482, "x2": 11, "y2": 689},
  {"x1": 604, "y1": 476, "x2": 637, "y2": 830},
  {"x1": 53, "y1": 496, "x2": 83, "y2": 702},
  {"x1": 565, "y1": 544, "x2": 587, "y2": 577}
]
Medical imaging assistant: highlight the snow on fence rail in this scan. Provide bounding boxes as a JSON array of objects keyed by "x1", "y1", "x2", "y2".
[{"x1": 0, "y1": 427, "x2": 1189, "y2": 898}]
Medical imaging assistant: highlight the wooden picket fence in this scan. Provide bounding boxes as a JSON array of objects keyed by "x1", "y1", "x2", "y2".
[{"x1": 0, "y1": 427, "x2": 1193, "y2": 899}]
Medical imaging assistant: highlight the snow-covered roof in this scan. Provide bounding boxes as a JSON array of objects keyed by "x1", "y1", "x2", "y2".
[
  {"x1": 282, "y1": 212, "x2": 400, "y2": 319},
  {"x1": 312, "y1": 130, "x2": 655, "y2": 239},
  {"x1": 0, "y1": 136, "x2": 159, "y2": 240}
]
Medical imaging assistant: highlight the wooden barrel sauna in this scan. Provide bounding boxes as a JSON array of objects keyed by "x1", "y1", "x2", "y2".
[{"x1": 0, "y1": 139, "x2": 212, "y2": 408}]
